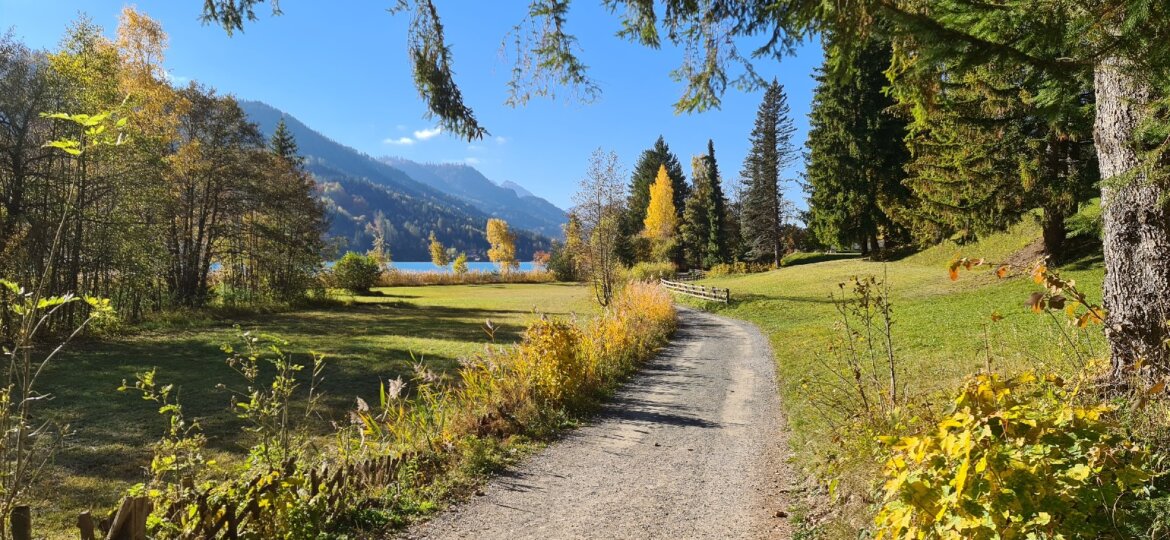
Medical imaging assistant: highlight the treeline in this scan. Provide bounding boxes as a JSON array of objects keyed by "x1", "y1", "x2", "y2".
[
  {"x1": 803, "y1": 31, "x2": 1097, "y2": 258},
  {"x1": 0, "y1": 10, "x2": 326, "y2": 323},
  {"x1": 551, "y1": 78, "x2": 804, "y2": 287}
]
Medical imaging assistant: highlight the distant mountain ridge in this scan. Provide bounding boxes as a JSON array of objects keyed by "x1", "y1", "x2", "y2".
[
  {"x1": 380, "y1": 158, "x2": 566, "y2": 238},
  {"x1": 239, "y1": 100, "x2": 553, "y2": 260}
]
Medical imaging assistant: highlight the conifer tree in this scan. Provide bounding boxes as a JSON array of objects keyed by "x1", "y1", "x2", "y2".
[
  {"x1": 642, "y1": 165, "x2": 677, "y2": 262},
  {"x1": 269, "y1": 117, "x2": 302, "y2": 167},
  {"x1": 680, "y1": 156, "x2": 712, "y2": 269},
  {"x1": 428, "y1": 231, "x2": 449, "y2": 267},
  {"x1": 702, "y1": 140, "x2": 730, "y2": 266},
  {"x1": 619, "y1": 136, "x2": 686, "y2": 264},
  {"x1": 804, "y1": 35, "x2": 909, "y2": 255},
  {"x1": 740, "y1": 80, "x2": 796, "y2": 266}
]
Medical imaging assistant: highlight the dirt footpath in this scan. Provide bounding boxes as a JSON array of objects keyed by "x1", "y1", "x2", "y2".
[{"x1": 403, "y1": 307, "x2": 795, "y2": 539}]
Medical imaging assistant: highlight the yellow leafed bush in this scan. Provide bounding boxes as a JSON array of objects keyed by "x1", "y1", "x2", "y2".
[
  {"x1": 874, "y1": 372, "x2": 1154, "y2": 539},
  {"x1": 376, "y1": 269, "x2": 555, "y2": 287},
  {"x1": 358, "y1": 281, "x2": 676, "y2": 455}
]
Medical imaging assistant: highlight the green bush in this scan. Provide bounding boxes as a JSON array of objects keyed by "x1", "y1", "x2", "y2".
[
  {"x1": 332, "y1": 252, "x2": 382, "y2": 293},
  {"x1": 874, "y1": 372, "x2": 1154, "y2": 539},
  {"x1": 625, "y1": 261, "x2": 675, "y2": 282}
]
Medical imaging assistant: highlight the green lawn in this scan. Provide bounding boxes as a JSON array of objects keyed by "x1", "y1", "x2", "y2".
[
  {"x1": 681, "y1": 213, "x2": 1106, "y2": 533},
  {"x1": 31, "y1": 282, "x2": 594, "y2": 536}
]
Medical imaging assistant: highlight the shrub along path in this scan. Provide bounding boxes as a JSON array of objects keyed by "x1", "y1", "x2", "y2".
[{"x1": 404, "y1": 307, "x2": 794, "y2": 539}]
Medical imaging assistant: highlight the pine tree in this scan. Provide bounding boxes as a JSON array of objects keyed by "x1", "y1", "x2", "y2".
[
  {"x1": 269, "y1": 117, "x2": 303, "y2": 167},
  {"x1": 702, "y1": 140, "x2": 730, "y2": 266},
  {"x1": 804, "y1": 35, "x2": 910, "y2": 255},
  {"x1": 619, "y1": 136, "x2": 687, "y2": 264},
  {"x1": 680, "y1": 156, "x2": 712, "y2": 269},
  {"x1": 889, "y1": 51, "x2": 1096, "y2": 256},
  {"x1": 740, "y1": 80, "x2": 796, "y2": 266}
]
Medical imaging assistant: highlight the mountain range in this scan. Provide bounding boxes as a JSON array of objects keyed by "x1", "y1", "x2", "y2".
[{"x1": 239, "y1": 100, "x2": 567, "y2": 261}]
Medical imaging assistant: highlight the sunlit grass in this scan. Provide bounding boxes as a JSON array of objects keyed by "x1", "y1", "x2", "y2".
[{"x1": 32, "y1": 283, "x2": 594, "y2": 537}]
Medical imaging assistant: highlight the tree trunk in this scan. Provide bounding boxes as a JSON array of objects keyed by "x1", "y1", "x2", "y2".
[
  {"x1": 1093, "y1": 55, "x2": 1170, "y2": 381},
  {"x1": 1040, "y1": 206, "x2": 1067, "y2": 259}
]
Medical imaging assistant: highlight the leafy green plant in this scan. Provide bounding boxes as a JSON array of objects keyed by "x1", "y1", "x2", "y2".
[
  {"x1": 332, "y1": 252, "x2": 382, "y2": 293},
  {"x1": 874, "y1": 372, "x2": 1154, "y2": 539},
  {"x1": 0, "y1": 280, "x2": 113, "y2": 536},
  {"x1": 222, "y1": 329, "x2": 326, "y2": 470}
]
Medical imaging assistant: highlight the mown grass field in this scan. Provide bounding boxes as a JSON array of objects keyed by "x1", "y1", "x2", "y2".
[
  {"x1": 31, "y1": 283, "x2": 594, "y2": 535},
  {"x1": 682, "y1": 212, "x2": 1107, "y2": 531}
]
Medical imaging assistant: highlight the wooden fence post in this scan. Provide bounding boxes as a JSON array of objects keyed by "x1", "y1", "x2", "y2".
[
  {"x1": 78, "y1": 511, "x2": 96, "y2": 540},
  {"x1": 11, "y1": 505, "x2": 31, "y2": 540}
]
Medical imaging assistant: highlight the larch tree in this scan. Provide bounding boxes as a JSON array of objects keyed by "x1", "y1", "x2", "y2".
[
  {"x1": 202, "y1": 0, "x2": 1170, "y2": 380},
  {"x1": 428, "y1": 231, "x2": 450, "y2": 267},
  {"x1": 485, "y1": 218, "x2": 518, "y2": 272},
  {"x1": 740, "y1": 80, "x2": 796, "y2": 266},
  {"x1": 642, "y1": 164, "x2": 677, "y2": 263},
  {"x1": 620, "y1": 136, "x2": 686, "y2": 264}
]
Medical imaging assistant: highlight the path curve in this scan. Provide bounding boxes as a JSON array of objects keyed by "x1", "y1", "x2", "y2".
[{"x1": 403, "y1": 307, "x2": 794, "y2": 540}]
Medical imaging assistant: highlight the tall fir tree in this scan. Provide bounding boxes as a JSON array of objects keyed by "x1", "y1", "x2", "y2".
[
  {"x1": 619, "y1": 136, "x2": 687, "y2": 264},
  {"x1": 889, "y1": 47, "x2": 1097, "y2": 256},
  {"x1": 680, "y1": 141, "x2": 731, "y2": 268},
  {"x1": 269, "y1": 117, "x2": 303, "y2": 167},
  {"x1": 680, "y1": 156, "x2": 713, "y2": 269},
  {"x1": 740, "y1": 79, "x2": 796, "y2": 265},
  {"x1": 804, "y1": 34, "x2": 910, "y2": 255}
]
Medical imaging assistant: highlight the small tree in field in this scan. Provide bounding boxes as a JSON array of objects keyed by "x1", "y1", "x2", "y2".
[
  {"x1": 486, "y1": 219, "x2": 518, "y2": 272},
  {"x1": 428, "y1": 232, "x2": 450, "y2": 268},
  {"x1": 452, "y1": 252, "x2": 469, "y2": 275},
  {"x1": 573, "y1": 148, "x2": 626, "y2": 306}
]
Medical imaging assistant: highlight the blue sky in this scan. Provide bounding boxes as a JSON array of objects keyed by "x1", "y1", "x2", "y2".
[{"x1": 2, "y1": 1, "x2": 822, "y2": 210}]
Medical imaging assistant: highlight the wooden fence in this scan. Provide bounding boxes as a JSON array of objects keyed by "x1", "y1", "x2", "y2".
[
  {"x1": 674, "y1": 270, "x2": 706, "y2": 282},
  {"x1": 660, "y1": 278, "x2": 730, "y2": 303},
  {"x1": 4, "y1": 453, "x2": 407, "y2": 540}
]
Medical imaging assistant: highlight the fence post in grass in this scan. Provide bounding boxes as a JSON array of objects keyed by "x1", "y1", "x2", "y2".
[
  {"x1": 11, "y1": 505, "x2": 31, "y2": 540},
  {"x1": 724, "y1": 288, "x2": 730, "y2": 303},
  {"x1": 78, "y1": 511, "x2": 96, "y2": 540}
]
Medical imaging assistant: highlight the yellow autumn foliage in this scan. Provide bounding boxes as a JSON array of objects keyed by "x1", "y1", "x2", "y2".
[{"x1": 642, "y1": 165, "x2": 677, "y2": 241}]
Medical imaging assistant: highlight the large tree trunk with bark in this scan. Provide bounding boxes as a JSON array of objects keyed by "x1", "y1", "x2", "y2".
[{"x1": 1093, "y1": 56, "x2": 1170, "y2": 381}]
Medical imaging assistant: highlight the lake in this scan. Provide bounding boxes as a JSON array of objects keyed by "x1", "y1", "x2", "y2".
[{"x1": 389, "y1": 261, "x2": 541, "y2": 273}]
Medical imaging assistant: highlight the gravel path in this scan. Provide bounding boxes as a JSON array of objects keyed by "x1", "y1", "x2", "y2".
[{"x1": 402, "y1": 307, "x2": 795, "y2": 540}]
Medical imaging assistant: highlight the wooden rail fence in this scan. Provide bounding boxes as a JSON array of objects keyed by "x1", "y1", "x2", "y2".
[
  {"x1": 674, "y1": 270, "x2": 706, "y2": 282},
  {"x1": 660, "y1": 278, "x2": 730, "y2": 303}
]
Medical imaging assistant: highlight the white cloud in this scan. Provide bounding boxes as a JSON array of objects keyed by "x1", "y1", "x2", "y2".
[
  {"x1": 414, "y1": 127, "x2": 443, "y2": 140},
  {"x1": 395, "y1": 124, "x2": 407, "y2": 131},
  {"x1": 494, "y1": 136, "x2": 508, "y2": 145},
  {"x1": 467, "y1": 144, "x2": 484, "y2": 152},
  {"x1": 383, "y1": 137, "x2": 415, "y2": 145},
  {"x1": 464, "y1": 157, "x2": 481, "y2": 165},
  {"x1": 163, "y1": 71, "x2": 190, "y2": 85}
]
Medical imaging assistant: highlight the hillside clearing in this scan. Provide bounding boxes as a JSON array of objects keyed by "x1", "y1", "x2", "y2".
[{"x1": 683, "y1": 214, "x2": 1106, "y2": 533}]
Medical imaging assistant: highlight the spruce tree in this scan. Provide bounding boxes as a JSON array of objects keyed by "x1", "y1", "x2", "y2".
[
  {"x1": 269, "y1": 117, "x2": 303, "y2": 167},
  {"x1": 680, "y1": 141, "x2": 731, "y2": 269},
  {"x1": 680, "y1": 156, "x2": 713, "y2": 269},
  {"x1": 804, "y1": 35, "x2": 910, "y2": 255},
  {"x1": 740, "y1": 80, "x2": 796, "y2": 266}
]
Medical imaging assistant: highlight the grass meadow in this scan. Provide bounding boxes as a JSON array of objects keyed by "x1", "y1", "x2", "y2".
[
  {"x1": 681, "y1": 211, "x2": 1107, "y2": 532},
  {"x1": 31, "y1": 283, "x2": 594, "y2": 534}
]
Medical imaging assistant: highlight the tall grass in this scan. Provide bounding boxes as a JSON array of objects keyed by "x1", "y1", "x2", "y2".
[
  {"x1": 355, "y1": 281, "x2": 676, "y2": 454},
  {"x1": 376, "y1": 269, "x2": 556, "y2": 287}
]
